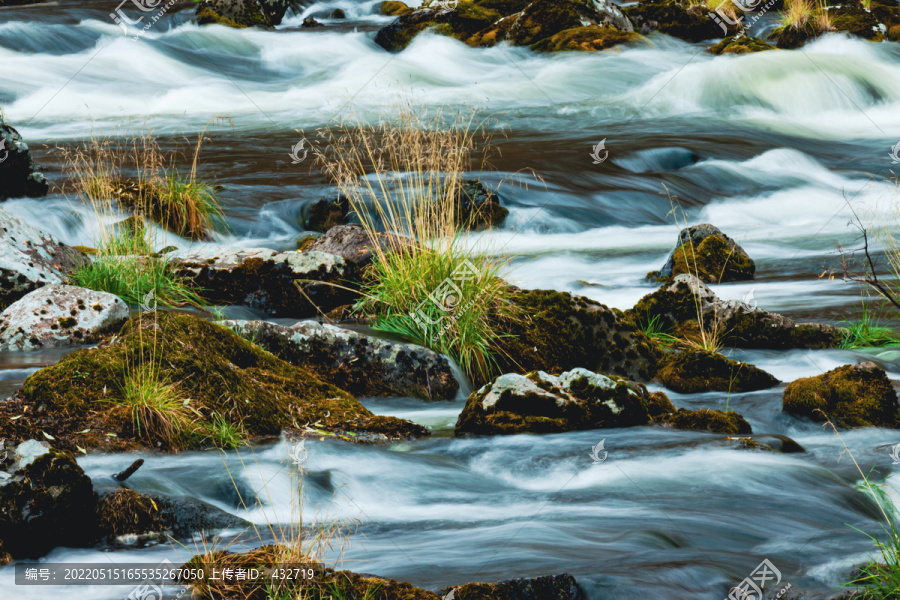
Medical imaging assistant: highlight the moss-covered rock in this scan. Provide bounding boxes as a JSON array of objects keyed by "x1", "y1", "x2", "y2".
[
  {"x1": 96, "y1": 488, "x2": 249, "y2": 541},
  {"x1": 0, "y1": 312, "x2": 428, "y2": 452},
  {"x1": 495, "y1": 288, "x2": 662, "y2": 383},
  {"x1": 0, "y1": 447, "x2": 97, "y2": 558},
  {"x1": 304, "y1": 195, "x2": 350, "y2": 233},
  {"x1": 660, "y1": 408, "x2": 752, "y2": 434},
  {"x1": 708, "y1": 35, "x2": 774, "y2": 54},
  {"x1": 770, "y1": 20, "x2": 824, "y2": 49},
  {"x1": 783, "y1": 362, "x2": 899, "y2": 428},
  {"x1": 468, "y1": 0, "x2": 634, "y2": 48},
  {"x1": 380, "y1": 0, "x2": 414, "y2": 16},
  {"x1": 625, "y1": 0, "x2": 735, "y2": 42},
  {"x1": 455, "y1": 368, "x2": 659, "y2": 436},
  {"x1": 531, "y1": 25, "x2": 645, "y2": 52},
  {"x1": 656, "y1": 349, "x2": 779, "y2": 394},
  {"x1": 453, "y1": 179, "x2": 509, "y2": 229},
  {"x1": 195, "y1": 0, "x2": 290, "y2": 28},
  {"x1": 649, "y1": 224, "x2": 755, "y2": 284},
  {"x1": 629, "y1": 274, "x2": 845, "y2": 350},
  {"x1": 375, "y1": 3, "x2": 502, "y2": 50},
  {"x1": 442, "y1": 573, "x2": 584, "y2": 599}
]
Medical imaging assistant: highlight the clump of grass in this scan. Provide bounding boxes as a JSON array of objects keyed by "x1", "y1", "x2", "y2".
[
  {"x1": 638, "y1": 312, "x2": 680, "y2": 348},
  {"x1": 841, "y1": 311, "x2": 900, "y2": 350},
  {"x1": 776, "y1": 0, "x2": 832, "y2": 31},
  {"x1": 106, "y1": 362, "x2": 195, "y2": 448},
  {"x1": 61, "y1": 118, "x2": 230, "y2": 241},
  {"x1": 198, "y1": 412, "x2": 247, "y2": 449},
  {"x1": 314, "y1": 104, "x2": 517, "y2": 381}
]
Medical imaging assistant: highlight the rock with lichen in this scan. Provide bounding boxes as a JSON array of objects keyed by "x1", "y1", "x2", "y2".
[
  {"x1": 455, "y1": 368, "x2": 658, "y2": 435},
  {"x1": 625, "y1": 0, "x2": 738, "y2": 42},
  {"x1": 629, "y1": 274, "x2": 844, "y2": 350},
  {"x1": 656, "y1": 348, "x2": 779, "y2": 394},
  {"x1": 169, "y1": 247, "x2": 358, "y2": 318},
  {"x1": 708, "y1": 35, "x2": 774, "y2": 54},
  {"x1": 495, "y1": 288, "x2": 662, "y2": 383},
  {"x1": 195, "y1": 0, "x2": 291, "y2": 28},
  {"x1": 648, "y1": 224, "x2": 755, "y2": 284},
  {"x1": 223, "y1": 319, "x2": 459, "y2": 400},
  {"x1": 0, "y1": 442, "x2": 97, "y2": 560},
  {"x1": 783, "y1": 362, "x2": 900, "y2": 428},
  {"x1": 0, "y1": 206, "x2": 89, "y2": 306},
  {"x1": 0, "y1": 312, "x2": 428, "y2": 453},
  {"x1": 0, "y1": 285, "x2": 129, "y2": 351}
]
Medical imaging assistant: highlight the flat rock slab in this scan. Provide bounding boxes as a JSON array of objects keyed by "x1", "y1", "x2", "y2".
[
  {"x1": 0, "y1": 284, "x2": 129, "y2": 351},
  {"x1": 169, "y1": 247, "x2": 358, "y2": 318},
  {"x1": 0, "y1": 206, "x2": 87, "y2": 305},
  {"x1": 224, "y1": 319, "x2": 459, "y2": 400}
]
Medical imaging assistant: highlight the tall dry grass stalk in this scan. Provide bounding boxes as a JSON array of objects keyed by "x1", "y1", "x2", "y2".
[{"x1": 314, "y1": 104, "x2": 517, "y2": 381}]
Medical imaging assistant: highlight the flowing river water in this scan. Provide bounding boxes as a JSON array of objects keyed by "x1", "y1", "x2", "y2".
[{"x1": 4, "y1": 0, "x2": 900, "y2": 598}]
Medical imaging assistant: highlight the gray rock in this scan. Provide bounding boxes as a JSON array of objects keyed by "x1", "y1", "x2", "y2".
[
  {"x1": 0, "y1": 285, "x2": 129, "y2": 351},
  {"x1": 455, "y1": 367, "x2": 656, "y2": 435},
  {"x1": 0, "y1": 206, "x2": 88, "y2": 305},
  {"x1": 12, "y1": 439, "x2": 50, "y2": 472},
  {"x1": 0, "y1": 121, "x2": 49, "y2": 200},
  {"x1": 223, "y1": 319, "x2": 459, "y2": 400},
  {"x1": 306, "y1": 224, "x2": 407, "y2": 267},
  {"x1": 168, "y1": 247, "x2": 358, "y2": 318}
]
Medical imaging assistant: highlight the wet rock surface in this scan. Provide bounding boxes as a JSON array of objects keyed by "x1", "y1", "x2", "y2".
[
  {"x1": 224, "y1": 319, "x2": 459, "y2": 400},
  {"x1": 0, "y1": 284, "x2": 129, "y2": 351}
]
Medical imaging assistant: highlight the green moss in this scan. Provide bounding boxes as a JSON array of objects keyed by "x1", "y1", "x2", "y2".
[
  {"x1": 656, "y1": 349, "x2": 779, "y2": 394},
  {"x1": 58, "y1": 317, "x2": 78, "y2": 328},
  {"x1": 662, "y1": 408, "x2": 752, "y2": 434},
  {"x1": 624, "y1": 1, "x2": 731, "y2": 42},
  {"x1": 669, "y1": 234, "x2": 755, "y2": 284},
  {"x1": 381, "y1": 0, "x2": 413, "y2": 16},
  {"x1": 531, "y1": 25, "x2": 645, "y2": 52},
  {"x1": 645, "y1": 390, "x2": 676, "y2": 419},
  {"x1": 0, "y1": 312, "x2": 427, "y2": 452},
  {"x1": 493, "y1": 289, "x2": 661, "y2": 384},
  {"x1": 783, "y1": 362, "x2": 899, "y2": 428},
  {"x1": 196, "y1": 6, "x2": 249, "y2": 28},
  {"x1": 708, "y1": 35, "x2": 774, "y2": 54},
  {"x1": 96, "y1": 489, "x2": 165, "y2": 538}
]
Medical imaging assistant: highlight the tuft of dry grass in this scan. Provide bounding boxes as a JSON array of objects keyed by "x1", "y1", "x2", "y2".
[
  {"x1": 777, "y1": 0, "x2": 832, "y2": 31},
  {"x1": 313, "y1": 104, "x2": 518, "y2": 382}
]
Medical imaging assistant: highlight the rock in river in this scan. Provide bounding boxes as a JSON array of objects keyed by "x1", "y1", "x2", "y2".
[
  {"x1": 0, "y1": 284, "x2": 129, "y2": 351},
  {"x1": 224, "y1": 319, "x2": 459, "y2": 400},
  {"x1": 0, "y1": 120, "x2": 49, "y2": 200}
]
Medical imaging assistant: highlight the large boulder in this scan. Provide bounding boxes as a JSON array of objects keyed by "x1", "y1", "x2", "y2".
[
  {"x1": 783, "y1": 362, "x2": 899, "y2": 429},
  {"x1": 630, "y1": 274, "x2": 844, "y2": 350},
  {"x1": 0, "y1": 206, "x2": 88, "y2": 306},
  {"x1": 375, "y1": 3, "x2": 503, "y2": 51},
  {"x1": 0, "y1": 285, "x2": 129, "y2": 351},
  {"x1": 96, "y1": 488, "x2": 250, "y2": 542},
  {"x1": 656, "y1": 349, "x2": 779, "y2": 394},
  {"x1": 467, "y1": 0, "x2": 636, "y2": 47},
  {"x1": 0, "y1": 312, "x2": 427, "y2": 452},
  {"x1": 649, "y1": 224, "x2": 755, "y2": 284},
  {"x1": 169, "y1": 247, "x2": 358, "y2": 318},
  {"x1": 494, "y1": 288, "x2": 661, "y2": 382},
  {"x1": 0, "y1": 121, "x2": 49, "y2": 200},
  {"x1": 455, "y1": 368, "x2": 657, "y2": 435},
  {"x1": 223, "y1": 319, "x2": 459, "y2": 400},
  {"x1": 195, "y1": 0, "x2": 290, "y2": 27},
  {"x1": 624, "y1": 0, "x2": 737, "y2": 42},
  {"x1": 0, "y1": 442, "x2": 97, "y2": 559}
]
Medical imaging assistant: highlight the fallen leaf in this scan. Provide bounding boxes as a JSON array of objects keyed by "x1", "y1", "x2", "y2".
[{"x1": 42, "y1": 431, "x2": 55, "y2": 440}]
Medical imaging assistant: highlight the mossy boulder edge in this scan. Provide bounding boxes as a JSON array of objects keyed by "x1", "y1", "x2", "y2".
[{"x1": 0, "y1": 312, "x2": 427, "y2": 452}]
